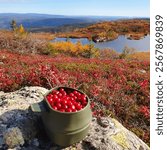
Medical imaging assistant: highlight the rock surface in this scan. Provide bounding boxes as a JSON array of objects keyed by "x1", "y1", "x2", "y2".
[{"x1": 0, "y1": 86, "x2": 150, "y2": 150}]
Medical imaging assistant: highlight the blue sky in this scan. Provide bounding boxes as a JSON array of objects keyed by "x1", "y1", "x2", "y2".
[{"x1": 0, "y1": 0, "x2": 149, "y2": 17}]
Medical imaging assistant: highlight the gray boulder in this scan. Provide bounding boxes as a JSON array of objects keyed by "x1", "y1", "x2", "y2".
[{"x1": 0, "y1": 86, "x2": 149, "y2": 150}]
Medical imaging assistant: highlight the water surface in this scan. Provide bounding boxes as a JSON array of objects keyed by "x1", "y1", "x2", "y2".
[{"x1": 53, "y1": 35, "x2": 150, "y2": 52}]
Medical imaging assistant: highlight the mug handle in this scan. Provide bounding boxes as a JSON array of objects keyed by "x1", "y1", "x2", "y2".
[{"x1": 30, "y1": 101, "x2": 47, "y2": 113}]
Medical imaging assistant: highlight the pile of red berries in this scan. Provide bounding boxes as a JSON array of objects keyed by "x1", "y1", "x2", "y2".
[{"x1": 46, "y1": 88, "x2": 88, "y2": 112}]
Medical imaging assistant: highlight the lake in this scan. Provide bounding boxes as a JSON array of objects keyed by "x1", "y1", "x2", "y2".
[{"x1": 53, "y1": 35, "x2": 150, "y2": 52}]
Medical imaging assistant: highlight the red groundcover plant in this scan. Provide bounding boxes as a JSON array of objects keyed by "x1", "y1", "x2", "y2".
[{"x1": 0, "y1": 50, "x2": 150, "y2": 144}]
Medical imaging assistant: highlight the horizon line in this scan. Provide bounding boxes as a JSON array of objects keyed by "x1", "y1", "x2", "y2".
[{"x1": 0, "y1": 12, "x2": 150, "y2": 18}]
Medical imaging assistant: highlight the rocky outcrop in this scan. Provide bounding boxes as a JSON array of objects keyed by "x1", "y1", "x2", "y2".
[
  {"x1": 0, "y1": 87, "x2": 149, "y2": 150},
  {"x1": 92, "y1": 35, "x2": 108, "y2": 43}
]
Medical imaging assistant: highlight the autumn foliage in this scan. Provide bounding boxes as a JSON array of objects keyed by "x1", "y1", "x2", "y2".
[
  {"x1": 56, "y1": 19, "x2": 150, "y2": 41},
  {"x1": 46, "y1": 41, "x2": 99, "y2": 58}
]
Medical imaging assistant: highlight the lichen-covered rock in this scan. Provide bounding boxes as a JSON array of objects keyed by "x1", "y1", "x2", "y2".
[
  {"x1": 0, "y1": 86, "x2": 48, "y2": 149},
  {"x1": 83, "y1": 117, "x2": 150, "y2": 150},
  {"x1": 3, "y1": 127, "x2": 24, "y2": 148},
  {"x1": 0, "y1": 86, "x2": 149, "y2": 150}
]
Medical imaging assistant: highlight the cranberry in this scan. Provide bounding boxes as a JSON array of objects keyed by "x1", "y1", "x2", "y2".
[
  {"x1": 67, "y1": 101, "x2": 73, "y2": 108},
  {"x1": 76, "y1": 92, "x2": 81, "y2": 97},
  {"x1": 66, "y1": 108, "x2": 72, "y2": 112},
  {"x1": 71, "y1": 105, "x2": 76, "y2": 110},
  {"x1": 61, "y1": 100, "x2": 68, "y2": 105},
  {"x1": 47, "y1": 94, "x2": 52, "y2": 99},
  {"x1": 66, "y1": 96, "x2": 70, "y2": 100},
  {"x1": 69, "y1": 93, "x2": 74, "y2": 97},
  {"x1": 69, "y1": 97, "x2": 74, "y2": 101},
  {"x1": 53, "y1": 106, "x2": 58, "y2": 110},
  {"x1": 47, "y1": 97, "x2": 54, "y2": 103},
  {"x1": 62, "y1": 91, "x2": 67, "y2": 96},
  {"x1": 59, "y1": 109, "x2": 65, "y2": 112},
  {"x1": 72, "y1": 109, "x2": 77, "y2": 112},
  {"x1": 75, "y1": 103, "x2": 82, "y2": 110},
  {"x1": 56, "y1": 103, "x2": 62, "y2": 109},
  {"x1": 58, "y1": 93, "x2": 63, "y2": 98},
  {"x1": 63, "y1": 105, "x2": 68, "y2": 109},
  {"x1": 53, "y1": 94, "x2": 58, "y2": 100},
  {"x1": 49, "y1": 94, "x2": 54, "y2": 98},
  {"x1": 54, "y1": 98, "x2": 61, "y2": 104},
  {"x1": 82, "y1": 102, "x2": 87, "y2": 107},
  {"x1": 52, "y1": 90, "x2": 59, "y2": 95},
  {"x1": 73, "y1": 90, "x2": 78, "y2": 95},
  {"x1": 81, "y1": 94, "x2": 87, "y2": 100},
  {"x1": 73, "y1": 96, "x2": 77, "y2": 100},
  {"x1": 59, "y1": 88, "x2": 65, "y2": 92}
]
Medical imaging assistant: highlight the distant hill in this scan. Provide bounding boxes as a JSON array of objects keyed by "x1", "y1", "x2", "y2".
[
  {"x1": 0, "y1": 13, "x2": 66, "y2": 28},
  {"x1": 0, "y1": 13, "x2": 149, "y2": 32},
  {"x1": 0, "y1": 13, "x2": 129, "y2": 30}
]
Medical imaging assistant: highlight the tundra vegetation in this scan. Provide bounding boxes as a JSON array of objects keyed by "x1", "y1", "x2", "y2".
[
  {"x1": 56, "y1": 19, "x2": 150, "y2": 42},
  {"x1": 0, "y1": 19, "x2": 150, "y2": 145}
]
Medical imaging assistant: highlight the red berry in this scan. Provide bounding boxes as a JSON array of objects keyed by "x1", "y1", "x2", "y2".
[
  {"x1": 81, "y1": 95, "x2": 87, "y2": 100},
  {"x1": 73, "y1": 90, "x2": 78, "y2": 95},
  {"x1": 80, "y1": 97, "x2": 87, "y2": 104},
  {"x1": 47, "y1": 94, "x2": 52, "y2": 99},
  {"x1": 67, "y1": 101, "x2": 73, "y2": 108},
  {"x1": 75, "y1": 103, "x2": 82, "y2": 110},
  {"x1": 71, "y1": 105, "x2": 76, "y2": 110},
  {"x1": 72, "y1": 109, "x2": 77, "y2": 112},
  {"x1": 82, "y1": 102, "x2": 87, "y2": 108},
  {"x1": 62, "y1": 91, "x2": 67, "y2": 96},
  {"x1": 63, "y1": 105, "x2": 68, "y2": 109},
  {"x1": 69, "y1": 93, "x2": 74, "y2": 97},
  {"x1": 66, "y1": 96, "x2": 70, "y2": 100},
  {"x1": 73, "y1": 96, "x2": 77, "y2": 100},
  {"x1": 47, "y1": 97, "x2": 53, "y2": 103},
  {"x1": 66, "y1": 108, "x2": 72, "y2": 112},
  {"x1": 76, "y1": 92, "x2": 81, "y2": 97},
  {"x1": 53, "y1": 106, "x2": 58, "y2": 110},
  {"x1": 69, "y1": 97, "x2": 74, "y2": 101},
  {"x1": 52, "y1": 90, "x2": 59, "y2": 95},
  {"x1": 61, "y1": 100, "x2": 68, "y2": 105},
  {"x1": 46, "y1": 95, "x2": 50, "y2": 99},
  {"x1": 56, "y1": 103, "x2": 62, "y2": 109},
  {"x1": 49, "y1": 94, "x2": 54, "y2": 98},
  {"x1": 59, "y1": 109, "x2": 65, "y2": 112},
  {"x1": 53, "y1": 94, "x2": 58, "y2": 100},
  {"x1": 77, "y1": 96, "x2": 82, "y2": 100},
  {"x1": 59, "y1": 88, "x2": 65, "y2": 93},
  {"x1": 54, "y1": 98, "x2": 61, "y2": 104},
  {"x1": 58, "y1": 93, "x2": 63, "y2": 98}
]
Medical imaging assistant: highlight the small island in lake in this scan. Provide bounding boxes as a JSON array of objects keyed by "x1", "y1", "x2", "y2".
[{"x1": 56, "y1": 19, "x2": 150, "y2": 42}]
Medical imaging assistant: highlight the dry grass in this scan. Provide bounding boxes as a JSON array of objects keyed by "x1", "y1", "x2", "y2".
[
  {"x1": 127, "y1": 52, "x2": 150, "y2": 61},
  {"x1": 0, "y1": 30, "x2": 55, "y2": 53}
]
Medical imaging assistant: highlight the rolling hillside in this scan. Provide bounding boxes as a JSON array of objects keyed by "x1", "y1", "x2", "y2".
[{"x1": 0, "y1": 13, "x2": 143, "y2": 31}]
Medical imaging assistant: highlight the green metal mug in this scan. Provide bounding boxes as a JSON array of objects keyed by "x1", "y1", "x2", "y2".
[{"x1": 31, "y1": 87, "x2": 92, "y2": 146}]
